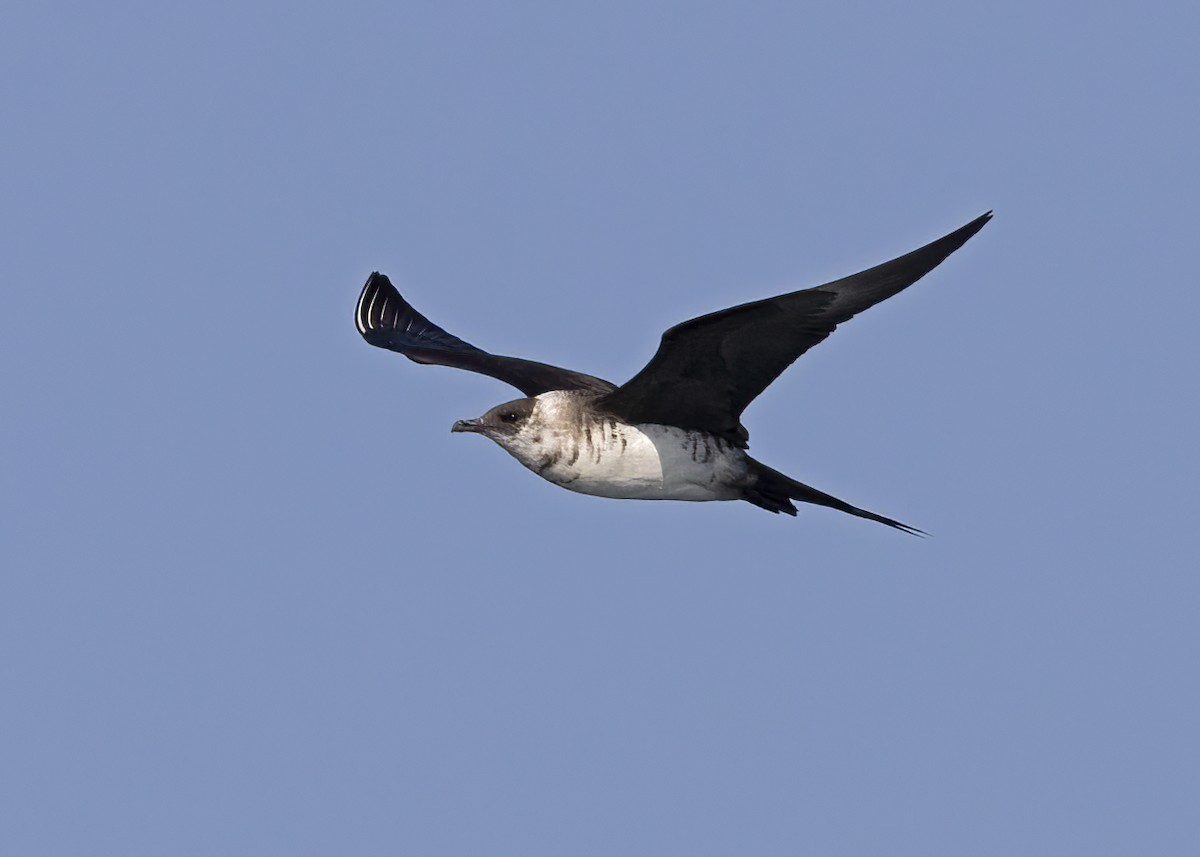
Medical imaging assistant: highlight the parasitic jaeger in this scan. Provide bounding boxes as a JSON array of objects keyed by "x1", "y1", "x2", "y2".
[{"x1": 355, "y1": 212, "x2": 991, "y2": 534}]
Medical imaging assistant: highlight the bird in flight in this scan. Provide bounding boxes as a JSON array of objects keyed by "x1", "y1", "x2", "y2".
[{"x1": 355, "y1": 212, "x2": 990, "y2": 533}]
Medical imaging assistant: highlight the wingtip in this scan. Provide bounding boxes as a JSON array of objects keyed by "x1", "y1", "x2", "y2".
[
  {"x1": 356, "y1": 271, "x2": 399, "y2": 337},
  {"x1": 934, "y1": 210, "x2": 992, "y2": 252}
]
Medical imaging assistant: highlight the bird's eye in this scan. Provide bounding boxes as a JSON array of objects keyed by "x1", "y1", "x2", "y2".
[{"x1": 500, "y1": 412, "x2": 520, "y2": 423}]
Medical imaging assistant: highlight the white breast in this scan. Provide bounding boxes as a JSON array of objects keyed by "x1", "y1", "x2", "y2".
[{"x1": 503, "y1": 393, "x2": 751, "y2": 502}]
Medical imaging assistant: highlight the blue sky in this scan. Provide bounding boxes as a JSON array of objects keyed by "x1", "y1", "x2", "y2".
[{"x1": 3, "y1": 2, "x2": 1197, "y2": 854}]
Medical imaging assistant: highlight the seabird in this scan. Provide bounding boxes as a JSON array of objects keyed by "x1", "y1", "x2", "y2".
[{"x1": 355, "y1": 212, "x2": 991, "y2": 533}]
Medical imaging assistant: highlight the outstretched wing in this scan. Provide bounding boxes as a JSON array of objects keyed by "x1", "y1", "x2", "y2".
[
  {"x1": 355, "y1": 273, "x2": 616, "y2": 397},
  {"x1": 597, "y1": 212, "x2": 992, "y2": 446}
]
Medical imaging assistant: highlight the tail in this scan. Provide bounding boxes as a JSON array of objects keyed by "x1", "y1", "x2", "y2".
[{"x1": 743, "y1": 458, "x2": 925, "y2": 536}]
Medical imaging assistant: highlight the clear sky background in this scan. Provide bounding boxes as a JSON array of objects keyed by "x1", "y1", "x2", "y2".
[{"x1": 3, "y1": 2, "x2": 1197, "y2": 855}]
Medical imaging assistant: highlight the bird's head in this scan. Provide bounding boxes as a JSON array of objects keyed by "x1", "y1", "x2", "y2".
[{"x1": 451, "y1": 397, "x2": 539, "y2": 449}]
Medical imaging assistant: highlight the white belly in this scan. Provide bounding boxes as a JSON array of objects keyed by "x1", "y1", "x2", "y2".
[{"x1": 519, "y1": 420, "x2": 750, "y2": 502}]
